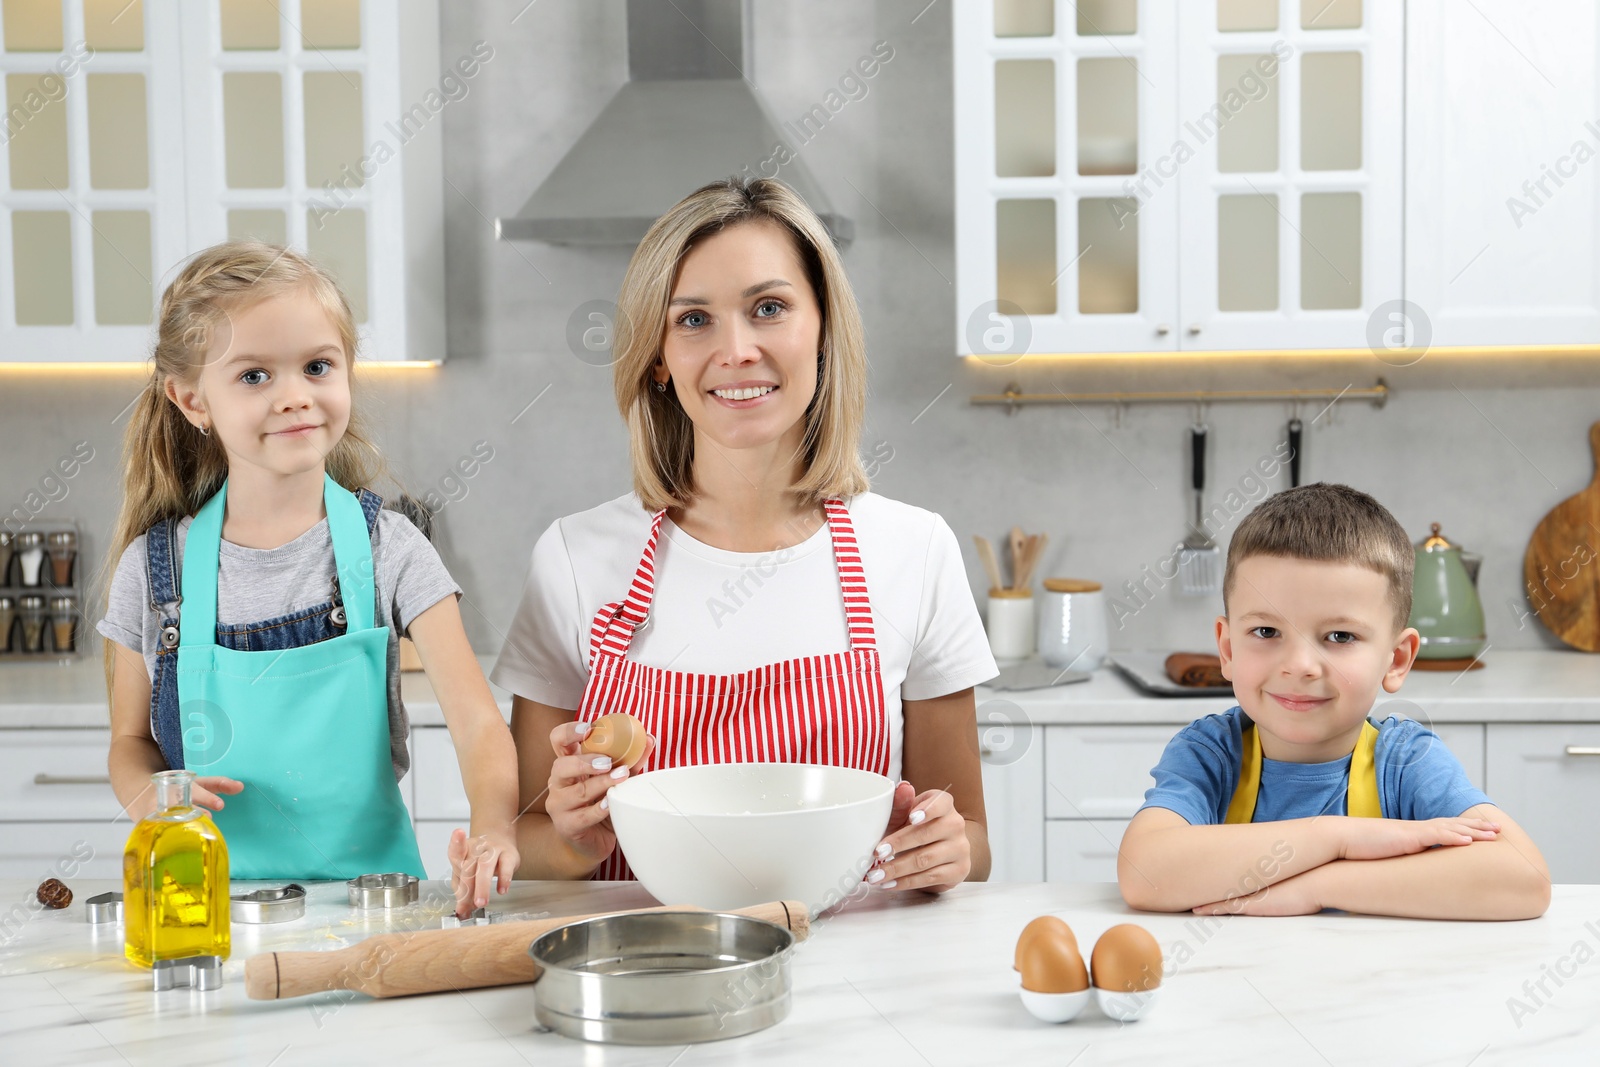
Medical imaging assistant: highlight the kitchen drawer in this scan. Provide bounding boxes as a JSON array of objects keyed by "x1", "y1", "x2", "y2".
[
  {"x1": 0, "y1": 821, "x2": 132, "y2": 880},
  {"x1": 0, "y1": 730, "x2": 123, "y2": 820},
  {"x1": 411, "y1": 727, "x2": 468, "y2": 820},
  {"x1": 1485, "y1": 724, "x2": 1600, "y2": 884},
  {"x1": 1044, "y1": 725, "x2": 1173, "y2": 819},
  {"x1": 1044, "y1": 820, "x2": 1129, "y2": 883}
]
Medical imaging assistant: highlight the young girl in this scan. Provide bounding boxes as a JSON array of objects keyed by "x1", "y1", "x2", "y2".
[{"x1": 99, "y1": 242, "x2": 518, "y2": 913}]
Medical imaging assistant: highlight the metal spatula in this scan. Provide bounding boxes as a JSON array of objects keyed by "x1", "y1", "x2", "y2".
[{"x1": 1177, "y1": 424, "x2": 1221, "y2": 596}]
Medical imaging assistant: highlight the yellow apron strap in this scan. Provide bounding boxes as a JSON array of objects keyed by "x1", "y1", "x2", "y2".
[
  {"x1": 1224, "y1": 722, "x2": 1263, "y2": 824},
  {"x1": 1225, "y1": 719, "x2": 1383, "y2": 823},
  {"x1": 1347, "y1": 720, "x2": 1383, "y2": 818}
]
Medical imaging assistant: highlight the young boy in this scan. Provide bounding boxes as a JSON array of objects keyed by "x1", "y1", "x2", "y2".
[{"x1": 1118, "y1": 484, "x2": 1550, "y2": 920}]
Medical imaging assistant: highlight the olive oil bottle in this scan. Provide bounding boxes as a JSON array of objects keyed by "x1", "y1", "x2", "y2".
[{"x1": 124, "y1": 770, "x2": 229, "y2": 968}]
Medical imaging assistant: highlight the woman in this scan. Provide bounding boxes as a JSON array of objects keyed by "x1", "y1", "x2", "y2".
[{"x1": 491, "y1": 178, "x2": 997, "y2": 893}]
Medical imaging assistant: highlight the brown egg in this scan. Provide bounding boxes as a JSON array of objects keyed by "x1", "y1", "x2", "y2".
[
  {"x1": 1018, "y1": 927, "x2": 1089, "y2": 994},
  {"x1": 1090, "y1": 924, "x2": 1163, "y2": 993},
  {"x1": 581, "y1": 713, "x2": 649, "y2": 766},
  {"x1": 1014, "y1": 915, "x2": 1077, "y2": 975}
]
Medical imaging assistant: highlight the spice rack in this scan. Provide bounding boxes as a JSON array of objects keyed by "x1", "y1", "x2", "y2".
[{"x1": 0, "y1": 521, "x2": 85, "y2": 661}]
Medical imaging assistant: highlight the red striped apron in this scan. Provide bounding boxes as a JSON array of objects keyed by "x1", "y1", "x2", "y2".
[{"x1": 576, "y1": 498, "x2": 891, "y2": 881}]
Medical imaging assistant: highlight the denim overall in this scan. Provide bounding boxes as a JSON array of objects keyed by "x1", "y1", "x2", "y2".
[{"x1": 146, "y1": 476, "x2": 424, "y2": 879}]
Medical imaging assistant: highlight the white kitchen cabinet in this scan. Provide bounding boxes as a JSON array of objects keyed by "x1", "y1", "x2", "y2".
[
  {"x1": 0, "y1": 820, "x2": 131, "y2": 880},
  {"x1": 413, "y1": 819, "x2": 460, "y2": 881},
  {"x1": 0, "y1": 0, "x2": 445, "y2": 362},
  {"x1": 0, "y1": 729, "x2": 122, "y2": 820},
  {"x1": 1405, "y1": 0, "x2": 1600, "y2": 348},
  {"x1": 1175, "y1": 0, "x2": 1403, "y2": 350},
  {"x1": 953, "y1": 0, "x2": 1179, "y2": 356},
  {"x1": 954, "y1": 0, "x2": 1402, "y2": 355},
  {"x1": 979, "y1": 720, "x2": 1045, "y2": 881},
  {"x1": 1043, "y1": 723, "x2": 1168, "y2": 819},
  {"x1": 410, "y1": 725, "x2": 469, "y2": 821},
  {"x1": 1045, "y1": 819, "x2": 1129, "y2": 882},
  {"x1": 1484, "y1": 723, "x2": 1600, "y2": 884}
]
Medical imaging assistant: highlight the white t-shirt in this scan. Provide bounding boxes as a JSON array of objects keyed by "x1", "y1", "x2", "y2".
[{"x1": 490, "y1": 492, "x2": 998, "y2": 780}]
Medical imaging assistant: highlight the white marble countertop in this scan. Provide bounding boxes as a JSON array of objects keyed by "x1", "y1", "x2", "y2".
[
  {"x1": 1, "y1": 877, "x2": 1595, "y2": 1065},
  {"x1": 6, "y1": 648, "x2": 1599, "y2": 729}
]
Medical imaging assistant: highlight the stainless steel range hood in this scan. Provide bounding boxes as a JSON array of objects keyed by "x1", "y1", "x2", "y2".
[{"x1": 494, "y1": 0, "x2": 853, "y2": 246}]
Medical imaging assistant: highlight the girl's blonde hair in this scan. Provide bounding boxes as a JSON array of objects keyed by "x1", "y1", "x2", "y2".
[
  {"x1": 612, "y1": 177, "x2": 869, "y2": 511},
  {"x1": 102, "y1": 241, "x2": 384, "y2": 687}
]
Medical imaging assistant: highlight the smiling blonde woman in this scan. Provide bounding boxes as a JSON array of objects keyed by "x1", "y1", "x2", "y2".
[{"x1": 494, "y1": 178, "x2": 998, "y2": 894}]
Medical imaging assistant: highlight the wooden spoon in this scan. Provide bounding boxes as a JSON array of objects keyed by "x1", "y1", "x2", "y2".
[{"x1": 974, "y1": 536, "x2": 1003, "y2": 593}]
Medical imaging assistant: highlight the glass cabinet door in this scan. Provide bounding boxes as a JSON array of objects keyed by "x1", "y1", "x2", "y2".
[
  {"x1": 955, "y1": 0, "x2": 1178, "y2": 357},
  {"x1": 1176, "y1": 0, "x2": 1401, "y2": 350}
]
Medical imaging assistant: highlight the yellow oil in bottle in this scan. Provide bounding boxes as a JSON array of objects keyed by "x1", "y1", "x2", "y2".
[{"x1": 124, "y1": 770, "x2": 229, "y2": 968}]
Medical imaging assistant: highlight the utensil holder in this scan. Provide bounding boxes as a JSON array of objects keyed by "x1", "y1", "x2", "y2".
[{"x1": 986, "y1": 589, "x2": 1035, "y2": 662}]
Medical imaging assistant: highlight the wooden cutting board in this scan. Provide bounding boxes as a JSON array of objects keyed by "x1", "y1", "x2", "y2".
[{"x1": 1524, "y1": 421, "x2": 1600, "y2": 652}]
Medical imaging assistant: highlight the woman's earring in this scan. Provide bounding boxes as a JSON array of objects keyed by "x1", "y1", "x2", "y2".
[
  {"x1": 199, "y1": 423, "x2": 210, "y2": 437},
  {"x1": 654, "y1": 380, "x2": 667, "y2": 393}
]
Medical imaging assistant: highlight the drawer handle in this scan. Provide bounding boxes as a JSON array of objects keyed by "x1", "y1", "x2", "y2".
[
  {"x1": 33, "y1": 774, "x2": 112, "y2": 785},
  {"x1": 1564, "y1": 746, "x2": 1600, "y2": 757}
]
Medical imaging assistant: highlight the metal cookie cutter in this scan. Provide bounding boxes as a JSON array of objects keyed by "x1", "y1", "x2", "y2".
[
  {"x1": 84, "y1": 891, "x2": 123, "y2": 924},
  {"x1": 231, "y1": 883, "x2": 306, "y2": 924},
  {"x1": 347, "y1": 873, "x2": 418, "y2": 909},
  {"x1": 152, "y1": 955, "x2": 223, "y2": 992},
  {"x1": 442, "y1": 907, "x2": 550, "y2": 929}
]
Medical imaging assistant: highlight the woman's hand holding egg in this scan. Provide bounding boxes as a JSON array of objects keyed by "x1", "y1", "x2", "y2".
[
  {"x1": 544, "y1": 715, "x2": 654, "y2": 872},
  {"x1": 867, "y1": 781, "x2": 970, "y2": 893}
]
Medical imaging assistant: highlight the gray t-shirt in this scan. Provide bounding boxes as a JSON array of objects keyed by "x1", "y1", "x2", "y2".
[{"x1": 97, "y1": 508, "x2": 460, "y2": 780}]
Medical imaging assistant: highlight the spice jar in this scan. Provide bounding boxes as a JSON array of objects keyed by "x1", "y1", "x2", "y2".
[
  {"x1": 51, "y1": 596, "x2": 76, "y2": 653},
  {"x1": 16, "y1": 532, "x2": 45, "y2": 587},
  {"x1": 0, "y1": 596, "x2": 14, "y2": 653},
  {"x1": 0, "y1": 531, "x2": 13, "y2": 586},
  {"x1": 47, "y1": 530, "x2": 76, "y2": 587},
  {"x1": 19, "y1": 595, "x2": 46, "y2": 652}
]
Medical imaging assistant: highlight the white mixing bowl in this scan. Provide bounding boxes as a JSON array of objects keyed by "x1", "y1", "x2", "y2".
[{"x1": 606, "y1": 762, "x2": 896, "y2": 915}]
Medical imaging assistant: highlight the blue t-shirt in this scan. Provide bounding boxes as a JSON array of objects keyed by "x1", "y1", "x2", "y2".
[{"x1": 1139, "y1": 706, "x2": 1492, "y2": 824}]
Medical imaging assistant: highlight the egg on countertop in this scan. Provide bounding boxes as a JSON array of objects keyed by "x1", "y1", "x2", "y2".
[
  {"x1": 1017, "y1": 926, "x2": 1089, "y2": 995},
  {"x1": 1013, "y1": 914, "x2": 1077, "y2": 977},
  {"x1": 1089, "y1": 923, "x2": 1163, "y2": 993}
]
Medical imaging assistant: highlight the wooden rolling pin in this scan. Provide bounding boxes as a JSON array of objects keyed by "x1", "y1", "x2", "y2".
[{"x1": 244, "y1": 900, "x2": 808, "y2": 1001}]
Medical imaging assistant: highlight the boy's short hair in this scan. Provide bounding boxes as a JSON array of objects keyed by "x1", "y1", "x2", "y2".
[{"x1": 1223, "y1": 483, "x2": 1414, "y2": 630}]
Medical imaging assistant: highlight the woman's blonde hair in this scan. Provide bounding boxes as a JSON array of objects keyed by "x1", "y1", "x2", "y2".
[
  {"x1": 101, "y1": 241, "x2": 385, "y2": 688},
  {"x1": 612, "y1": 177, "x2": 869, "y2": 511}
]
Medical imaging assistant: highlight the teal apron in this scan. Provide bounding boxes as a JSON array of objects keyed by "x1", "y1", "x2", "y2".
[{"x1": 177, "y1": 475, "x2": 425, "y2": 880}]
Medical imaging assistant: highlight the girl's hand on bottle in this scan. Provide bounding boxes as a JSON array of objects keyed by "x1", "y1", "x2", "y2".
[
  {"x1": 448, "y1": 827, "x2": 520, "y2": 916},
  {"x1": 545, "y1": 720, "x2": 655, "y2": 872},
  {"x1": 189, "y1": 777, "x2": 243, "y2": 812},
  {"x1": 867, "y1": 781, "x2": 971, "y2": 894}
]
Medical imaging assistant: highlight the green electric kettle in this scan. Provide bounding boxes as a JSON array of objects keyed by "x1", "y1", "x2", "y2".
[{"x1": 1408, "y1": 523, "x2": 1486, "y2": 660}]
